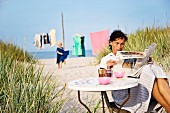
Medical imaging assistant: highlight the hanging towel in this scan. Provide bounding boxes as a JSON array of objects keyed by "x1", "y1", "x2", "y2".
[
  {"x1": 49, "y1": 29, "x2": 56, "y2": 46},
  {"x1": 46, "y1": 33, "x2": 50, "y2": 43},
  {"x1": 43, "y1": 33, "x2": 50, "y2": 44},
  {"x1": 90, "y1": 29, "x2": 109, "y2": 55},
  {"x1": 40, "y1": 34, "x2": 44, "y2": 49},
  {"x1": 34, "y1": 34, "x2": 41, "y2": 47},
  {"x1": 72, "y1": 34, "x2": 85, "y2": 56}
]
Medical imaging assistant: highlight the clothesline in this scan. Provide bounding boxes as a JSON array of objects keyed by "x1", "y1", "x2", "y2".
[
  {"x1": 34, "y1": 29, "x2": 110, "y2": 56},
  {"x1": 34, "y1": 29, "x2": 56, "y2": 49}
]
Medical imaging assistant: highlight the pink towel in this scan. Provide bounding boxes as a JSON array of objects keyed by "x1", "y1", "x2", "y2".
[{"x1": 90, "y1": 29, "x2": 109, "y2": 55}]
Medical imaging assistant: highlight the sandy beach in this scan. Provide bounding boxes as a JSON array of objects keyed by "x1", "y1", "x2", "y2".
[
  {"x1": 38, "y1": 57, "x2": 170, "y2": 113},
  {"x1": 38, "y1": 57, "x2": 104, "y2": 113},
  {"x1": 38, "y1": 57, "x2": 99, "y2": 83},
  {"x1": 38, "y1": 57, "x2": 114, "y2": 113}
]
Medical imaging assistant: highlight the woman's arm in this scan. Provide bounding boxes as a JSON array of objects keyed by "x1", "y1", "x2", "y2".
[
  {"x1": 100, "y1": 57, "x2": 117, "y2": 69},
  {"x1": 106, "y1": 60, "x2": 117, "y2": 69}
]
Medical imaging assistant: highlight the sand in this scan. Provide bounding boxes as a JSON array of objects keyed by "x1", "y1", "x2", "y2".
[
  {"x1": 38, "y1": 57, "x2": 99, "y2": 83},
  {"x1": 38, "y1": 57, "x2": 105, "y2": 113},
  {"x1": 38, "y1": 57, "x2": 170, "y2": 113}
]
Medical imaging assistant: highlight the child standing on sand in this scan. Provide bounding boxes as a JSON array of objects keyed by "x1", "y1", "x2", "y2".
[{"x1": 56, "y1": 41, "x2": 67, "y2": 69}]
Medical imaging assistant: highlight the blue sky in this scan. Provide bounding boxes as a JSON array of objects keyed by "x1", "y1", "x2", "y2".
[{"x1": 0, "y1": 0, "x2": 169, "y2": 52}]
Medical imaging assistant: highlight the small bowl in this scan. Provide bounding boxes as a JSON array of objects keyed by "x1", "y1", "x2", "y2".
[
  {"x1": 98, "y1": 77, "x2": 111, "y2": 85},
  {"x1": 114, "y1": 71, "x2": 125, "y2": 78}
]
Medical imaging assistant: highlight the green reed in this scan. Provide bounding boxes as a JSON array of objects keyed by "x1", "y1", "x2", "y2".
[{"x1": 0, "y1": 41, "x2": 67, "y2": 113}]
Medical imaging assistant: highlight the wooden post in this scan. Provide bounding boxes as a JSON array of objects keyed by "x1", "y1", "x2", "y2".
[{"x1": 61, "y1": 12, "x2": 65, "y2": 49}]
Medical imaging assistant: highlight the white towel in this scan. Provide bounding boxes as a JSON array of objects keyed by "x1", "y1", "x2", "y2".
[
  {"x1": 49, "y1": 29, "x2": 56, "y2": 46},
  {"x1": 34, "y1": 34, "x2": 40, "y2": 47}
]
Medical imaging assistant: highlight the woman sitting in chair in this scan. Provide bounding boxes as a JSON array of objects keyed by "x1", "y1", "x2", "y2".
[{"x1": 100, "y1": 30, "x2": 170, "y2": 113}]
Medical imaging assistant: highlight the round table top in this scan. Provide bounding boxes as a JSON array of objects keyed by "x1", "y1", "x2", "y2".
[{"x1": 68, "y1": 77, "x2": 138, "y2": 91}]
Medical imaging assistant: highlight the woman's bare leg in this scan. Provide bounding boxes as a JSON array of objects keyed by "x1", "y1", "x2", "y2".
[
  {"x1": 152, "y1": 79, "x2": 170, "y2": 112},
  {"x1": 157, "y1": 78, "x2": 170, "y2": 106}
]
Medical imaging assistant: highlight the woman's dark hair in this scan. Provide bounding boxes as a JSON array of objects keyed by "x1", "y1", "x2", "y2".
[
  {"x1": 109, "y1": 30, "x2": 128, "y2": 50},
  {"x1": 109, "y1": 30, "x2": 128, "y2": 42}
]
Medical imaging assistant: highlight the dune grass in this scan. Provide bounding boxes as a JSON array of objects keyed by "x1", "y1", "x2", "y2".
[
  {"x1": 0, "y1": 40, "x2": 36, "y2": 63},
  {"x1": 0, "y1": 40, "x2": 68, "y2": 112},
  {"x1": 125, "y1": 26, "x2": 170, "y2": 71},
  {"x1": 0, "y1": 40, "x2": 101, "y2": 113},
  {"x1": 96, "y1": 26, "x2": 170, "y2": 72}
]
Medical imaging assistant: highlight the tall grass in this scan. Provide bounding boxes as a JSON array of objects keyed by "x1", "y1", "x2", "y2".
[
  {"x1": 0, "y1": 40, "x2": 68, "y2": 112},
  {"x1": 0, "y1": 40, "x2": 35, "y2": 63},
  {"x1": 96, "y1": 26, "x2": 170, "y2": 72},
  {"x1": 124, "y1": 26, "x2": 170, "y2": 71}
]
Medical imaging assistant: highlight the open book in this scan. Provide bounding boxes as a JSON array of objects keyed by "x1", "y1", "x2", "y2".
[{"x1": 112, "y1": 43, "x2": 157, "y2": 77}]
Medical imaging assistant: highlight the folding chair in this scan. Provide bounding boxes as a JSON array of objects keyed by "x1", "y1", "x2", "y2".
[{"x1": 103, "y1": 91, "x2": 164, "y2": 113}]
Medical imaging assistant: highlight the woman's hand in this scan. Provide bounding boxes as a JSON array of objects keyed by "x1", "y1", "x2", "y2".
[{"x1": 106, "y1": 60, "x2": 117, "y2": 68}]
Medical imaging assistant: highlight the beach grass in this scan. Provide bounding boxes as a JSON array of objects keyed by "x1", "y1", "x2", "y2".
[
  {"x1": 0, "y1": 40, "x2": 102, "y2": 113},
  {"x1": 0, "y1": 40, "x2": 68, "y2": 112},
  {"x1": 0, "y1": 40, "x2": 36, "y2": 63}
]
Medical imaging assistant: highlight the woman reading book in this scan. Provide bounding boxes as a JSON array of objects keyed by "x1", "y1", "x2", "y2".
[{"x1": 100, "y1": 30, "x2": 170, "y2": 113}]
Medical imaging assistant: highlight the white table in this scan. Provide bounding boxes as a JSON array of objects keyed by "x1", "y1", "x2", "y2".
[{"x1": 68, "y1": 77, "x2": 138, "y2": 113}]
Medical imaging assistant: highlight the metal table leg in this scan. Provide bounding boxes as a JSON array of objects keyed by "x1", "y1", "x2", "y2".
[
  {"x1": 78, "y1": 90, "x2": 92, "y2": 113},
  {"x1": 78, "y1": 89, "x2": 130, "y2": 113},
  {"x1": 101, "y1": 92, "x2": 105, "y2": 113},
  {"x1": 117, "y1": 88, "x2": 131, "y2": 113},
  {"x1": 102, "y1": 90, "x2": 131, "y2": 113},
  {"x1": 102, "y1": 91, "x2": 113, "y2": 113}
]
